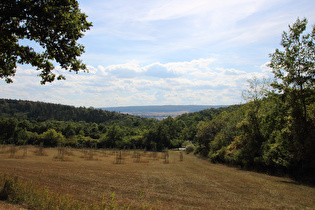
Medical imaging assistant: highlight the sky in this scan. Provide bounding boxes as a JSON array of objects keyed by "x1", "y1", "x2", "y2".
[{"x1": 1, "y1": 0, "x2": 315, "y2": 107}]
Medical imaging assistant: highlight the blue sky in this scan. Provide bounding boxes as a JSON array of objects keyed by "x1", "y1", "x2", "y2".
[{"x1": 1, "y1": 0, "x2": 315, "y2": 107}]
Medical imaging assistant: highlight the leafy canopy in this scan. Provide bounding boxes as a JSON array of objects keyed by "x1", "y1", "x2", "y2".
[
  {"x1": 269, "y1": 17, "x2": 315, "y2": 119},
  {"x1": 242, "y1": 76, "x2": 271, "y2": 103},
  {"x1": 269, "y1": 17, "x2": 315, "y2": 92},
  {"x1": 0, "y1": 0, "x2": 92, "y2": 84}
]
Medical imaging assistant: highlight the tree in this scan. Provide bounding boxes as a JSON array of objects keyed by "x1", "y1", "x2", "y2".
[
  {"x1": 268, "y1": 17, "x2": 315, "y2": 119},
  {"x1": 268, "y1": 17, "x2": 315, "y2": 175},
  {"x1": 196, "y1": 120, "x2": 223, "y2": 157},
  {"x1": 100, "y1": 124, "x2": 124, "y2": 148},
  {"x1": 0, "y1": 117, "x2": 18, "y2": 144},
  {"x1": 242, "y1": 76, "x2": 271, "y2": 103},
  {"x1": 41, "y1": 128, "x2": 64, "y2": 147},
  {"x1": 233, "y1": 77, "x2": 271, "y2": 166},
  {"x1": 0, "y1": 0, "x2": 92, "y2": 84}
]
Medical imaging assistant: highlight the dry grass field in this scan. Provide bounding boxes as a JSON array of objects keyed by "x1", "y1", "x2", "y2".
[{"x1": 0, "y1": 145, "x2": 314, "y2": 209}]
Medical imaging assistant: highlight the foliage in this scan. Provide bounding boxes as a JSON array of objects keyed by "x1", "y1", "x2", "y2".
[
  {"x1": 242, "y1": 76, "x2": 271, "y2": 102},
  {"x1": 267, "y1": 17, "x2": 315, "y2": 175},
  {"x1": 40, "y1": 129, "x2": 64, "y2": 147},
  {"x1": 0, "y1": 98, "x2": 243, "y2": 152},
  {"x1": 0, "y1": 99, "x2": 159, "y2": 150},
  {"x1": 191, "y1": 18, "x2": 315, "y2": 183},
  {"x1": 0, "y1": 98, "x2": 153, "y2": 125},
  {"x1": 99, "y1": 124, "x2": 124, "y2": 148},
  {"x1": 0, "y1": 0, "x2": 92, "y2": 84},
  {"x1": 185, "y1": 144, "x2": 195, "y2": 154},
  {"x1": 269, "y1": 18, "x2": 315, "y2": 99}
]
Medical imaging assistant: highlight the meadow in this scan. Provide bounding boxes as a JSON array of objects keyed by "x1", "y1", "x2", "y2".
[{"x1": 0, "y1": 145, "x2": 314, "y2": 209}]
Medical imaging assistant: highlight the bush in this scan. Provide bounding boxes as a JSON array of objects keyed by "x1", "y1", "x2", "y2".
[
  {"x1": 185, "y1": 144, "x2": 195, "y2": 154},
  {"x1": 0, "y1": 176, "x2": 17, "y2": 201},
  {"x1": 209, "y1": 147, "x2": 227, "y2": 163}
]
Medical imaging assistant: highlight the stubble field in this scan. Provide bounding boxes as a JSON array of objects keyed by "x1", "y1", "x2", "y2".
[{"x1": 0, "y1": 146, "x2": 314, "y2": 209}]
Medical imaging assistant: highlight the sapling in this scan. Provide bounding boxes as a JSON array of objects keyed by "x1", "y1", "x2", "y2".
[
  {"x1": 23, "y1": 145, "x2": 27, "y2": 158},
  {"x1": 115, "y1": 151, "x2": 122, "y2": 164},
  {"x1": 9, "y1": 145, "x2": 16, "y2": 158},
  {"x1": 180, "y1": 151, "x2": 183, "y2": 162},
  {"x1": 163, "y1": 151, "x2": 169, "y2": 164}
]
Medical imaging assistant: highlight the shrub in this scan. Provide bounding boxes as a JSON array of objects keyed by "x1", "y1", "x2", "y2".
[
  {"x1": 185, "y1": 144, "x2": 195, "y2": 154},
  {"x1": 209, "y1": 147, "x2": 227, "y2": 163},
  {"x1": 0, "y1": 176, "x2": 17, "y2": 201}
]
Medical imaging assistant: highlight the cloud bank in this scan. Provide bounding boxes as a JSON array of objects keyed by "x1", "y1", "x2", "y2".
[
  {"x1": 0, "y1": 58, "x2": 271, "y2": 107},
  {"x1": 1, "y1": 0, "x2": 314, "y2": 107}
]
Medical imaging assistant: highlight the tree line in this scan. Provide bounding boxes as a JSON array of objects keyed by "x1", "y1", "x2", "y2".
[
  {"x1": 0, "y1": 98, "x2": 141, "y2": 123},
  {"x1": 0, "y1": 98, "x2": 234, "y2": 150},
  {"x1": 193, "y1": 18, "x2": 315, "y2": 183}
]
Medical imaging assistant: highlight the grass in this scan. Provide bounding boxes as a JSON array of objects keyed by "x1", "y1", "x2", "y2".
[
  {"x1": 0, "y1": 146, "x2": 315, "y2": 209},
  {"x1": 0, "y1": 173, "x2": 123, "y2": 209}
]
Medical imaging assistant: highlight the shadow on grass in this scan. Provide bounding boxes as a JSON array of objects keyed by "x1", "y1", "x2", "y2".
[
  {"x1": 279, "y1": 180, "x2": 315, "y2": 188},
  {"x1": 279, "y1": 180, "x2": 301, "y2": 186}
]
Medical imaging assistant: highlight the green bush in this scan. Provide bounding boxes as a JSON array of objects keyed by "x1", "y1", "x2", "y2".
[
  {"x1": 185, "y1": 144, "x2": 195, "y2": 154},
  {"x1": 209, "y1": 147, "x2": 227, "y2": 163}
]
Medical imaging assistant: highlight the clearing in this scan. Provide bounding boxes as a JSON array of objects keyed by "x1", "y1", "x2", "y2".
[{"x1": 0, "y1": 146, "x2": 314, "y2": 209}]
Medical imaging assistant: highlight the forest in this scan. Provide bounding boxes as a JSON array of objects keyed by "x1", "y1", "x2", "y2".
[
  {"x1": 0, "y1": 98, "x2": 237, "y2": 150},
  {"x1": 1, "y1": 18, "x2": 315, "y2": 183}
]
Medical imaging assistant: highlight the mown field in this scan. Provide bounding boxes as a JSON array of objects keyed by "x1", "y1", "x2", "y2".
[{"x1": 0, "y1": 146, "x2": 314, "y2": 209}]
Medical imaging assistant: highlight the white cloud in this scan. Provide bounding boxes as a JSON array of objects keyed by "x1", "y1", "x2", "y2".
[
  {"x1": 1, "y1": 57, "x2": 272, "y2": 106},
  {"x1": 78, "y1": 0, "x2": 315, "y2": 75},
  {"x1": 3, "y1": 0, "x2": 315, "y2": 107},
  {"x1": 144, "y1": 63, "x2": 179, "y2": 78},
  {"x1": 260, "y1": 62, "x2": 272, "y2": 74},
  {"x1": 221, "y1": 68, "x2": 246, "y2": 76}
]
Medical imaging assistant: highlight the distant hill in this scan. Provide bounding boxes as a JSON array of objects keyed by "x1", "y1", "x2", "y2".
[
  {"x1": 101, "y1": 105, "x2": 229, "y2": 119},
  {"x1": 0, "y1": 98, "x2": 145, "y2": 124}
]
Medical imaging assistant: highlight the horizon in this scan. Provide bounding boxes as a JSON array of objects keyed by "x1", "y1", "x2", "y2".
[
  {"x1": 102, "y1": 104, "x2": 231, "y2": 108},
  {"x1": 1, "y1": 0, "x2": 315, "y2": 107},
  {"x1": 1, "y1": 98, "x2": 234, "y2": 109}
]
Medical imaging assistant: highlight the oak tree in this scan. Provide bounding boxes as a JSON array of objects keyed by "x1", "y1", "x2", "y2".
[{"x1": 0, "y1": 0, "x2": 92, "y2": 84}]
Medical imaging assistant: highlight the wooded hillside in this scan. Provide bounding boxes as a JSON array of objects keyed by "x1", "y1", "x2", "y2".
[{"x1": 0, "y1": 98, "x2": 142, "y2": 123}]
